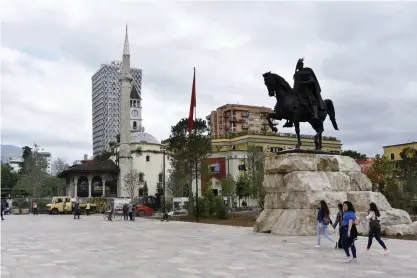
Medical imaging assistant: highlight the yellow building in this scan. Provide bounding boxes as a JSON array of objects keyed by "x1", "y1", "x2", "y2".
[
  {"x1": 211, "y1": 132, "x2": 342, "y2": 154},
  {"x1": 383, "y1": 142, "x2": 417, "y2": 161}
]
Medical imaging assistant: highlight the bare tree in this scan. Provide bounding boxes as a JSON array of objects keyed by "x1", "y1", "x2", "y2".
[
  {"x1": 53, "y1": 157, "x2": 70, "y2": 176},
  {"x1": 123, "y1": 169, "x2": 141, "y2": 200}
]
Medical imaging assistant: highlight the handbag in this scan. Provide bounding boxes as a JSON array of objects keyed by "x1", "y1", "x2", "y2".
[
  {"x1": 369, "y1": 215, "x2": 381, "y2": 233},
  {"x1": 323, "y1": 215, "x2": 331, "y2": 225}
]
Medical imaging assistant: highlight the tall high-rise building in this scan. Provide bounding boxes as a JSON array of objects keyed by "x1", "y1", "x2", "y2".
[
  {"x1": 206, "y1": 104, "x2": 273, "y2": 137},
  {"x1": 92, "y1": 59, "x2": 143, "y2": 155}
]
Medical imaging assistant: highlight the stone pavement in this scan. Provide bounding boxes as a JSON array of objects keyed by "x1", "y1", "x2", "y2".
[{"x1": 1, "y1": 215, "x2": 417, "y2": 278}]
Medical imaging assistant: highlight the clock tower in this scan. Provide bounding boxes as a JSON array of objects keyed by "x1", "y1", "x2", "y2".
[{"x1": 130, "y1": 85, "x2": 144, "y2": 132}]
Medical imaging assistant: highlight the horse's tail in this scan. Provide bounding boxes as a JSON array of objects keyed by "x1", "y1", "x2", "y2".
[{"x1": 324, "y1": 99, "x2": 339, "y2": 130}]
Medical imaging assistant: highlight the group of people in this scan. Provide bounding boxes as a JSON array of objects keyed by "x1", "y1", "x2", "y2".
[
  {"x1": 316, "y1": 200, "x2": 389, "y2": 263},
  {"x1": 122, "y1": 202, "x2": 135, "y2": 221}
]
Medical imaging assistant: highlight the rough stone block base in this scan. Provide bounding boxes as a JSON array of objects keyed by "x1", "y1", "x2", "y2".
[{"x1": 255, "y1": 153, "x2": 417, "y2": 236}]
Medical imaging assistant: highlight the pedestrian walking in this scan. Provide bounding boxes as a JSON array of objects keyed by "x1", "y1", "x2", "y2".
[
  {"x1": 108, "y1": 200, "x2": 114, "y2": 221},
  {"x1": 314, "y1": 200, "x2": 334, "y2": 248},
  {"x1": 32, "y1": 200, "x2": 38, "y2": 215},
  {"x1": 362, "y1": 202, "x2": 390, "y2": 255},
  {"x1": 123, "y1": 203, "x2": 128, "y2": 220},
  {"x1": 332, "y1": 203, "x2": 344, "y2": 249},
  {"x1": 86, "y1": 202, "x2": 90, "y2": 216},
  {"x1": 1, "y1": 200, "x2": 5, "y2": 221},
  {"x1": 73, "y1": 200, "x2": 80, "y2": 219},
  {"x1": 128, "y1": 202, "x2": 133, "y2": 221},
  {"x1": 341, "y1": 201, "x2": 358, "y2": 263}
]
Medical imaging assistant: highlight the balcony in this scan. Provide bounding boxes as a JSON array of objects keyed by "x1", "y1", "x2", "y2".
[
  {"x1": 228, "y1": 116, "x2": 237, "y2": 122},
  {"x1": 242, "y1": 111, "x2": 250, "y2": 117},
  {"x1": 242, "y1": 124, "x2": 249, "y2": 129}
]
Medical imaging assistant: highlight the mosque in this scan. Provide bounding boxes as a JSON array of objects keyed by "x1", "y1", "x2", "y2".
[{"x1": 58, "y1": 28, "x2": 171, "y2": 198}]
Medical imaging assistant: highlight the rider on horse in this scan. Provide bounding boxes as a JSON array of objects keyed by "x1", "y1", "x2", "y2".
[{"x1": 282, "y1": 58, "x2": 325, "y2": 128}]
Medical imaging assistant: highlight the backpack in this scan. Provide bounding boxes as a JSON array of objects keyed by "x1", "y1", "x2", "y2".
[{"x1": 369, "y1": 214, "x2": 381, "y2": 233}]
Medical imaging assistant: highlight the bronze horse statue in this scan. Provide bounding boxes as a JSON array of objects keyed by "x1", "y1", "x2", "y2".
[{"x1": 262, "y1": 71, "x2": 339, "y2": 150}]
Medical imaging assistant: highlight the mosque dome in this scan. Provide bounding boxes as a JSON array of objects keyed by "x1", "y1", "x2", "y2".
[{"x1": 130, "y1": 132, "x2": 160, "y2": 144}]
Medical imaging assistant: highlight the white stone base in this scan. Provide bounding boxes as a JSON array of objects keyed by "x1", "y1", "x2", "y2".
[{"x1": 255, "y1": 153, "x2": 417, "y2": 236}]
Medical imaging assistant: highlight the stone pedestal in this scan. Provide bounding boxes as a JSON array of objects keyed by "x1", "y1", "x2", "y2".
[{"x1": 254, "y1": 152, "x2": 417, "y2": 236}]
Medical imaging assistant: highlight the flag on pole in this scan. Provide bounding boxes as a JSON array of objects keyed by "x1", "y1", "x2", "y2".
[{"x1": 187, "y1": 67, "x2": 196, "y2": 134}]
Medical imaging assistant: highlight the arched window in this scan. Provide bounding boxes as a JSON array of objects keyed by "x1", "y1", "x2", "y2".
[
  {"x1": 133, "y1": 121, "x2": 137, "y2": 130},
  {"x1": 139, "y1": 173, "x2": 144, "y2": 182}
]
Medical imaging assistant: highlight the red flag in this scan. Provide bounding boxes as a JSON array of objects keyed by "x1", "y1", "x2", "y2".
[{"x1": 187, "y1": 68, "x2": 196, "y2": 134}]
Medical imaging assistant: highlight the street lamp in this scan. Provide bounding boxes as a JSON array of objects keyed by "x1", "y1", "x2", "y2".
[{"x1": 160, "y1": 144, "x2": 168, "y2": 221}]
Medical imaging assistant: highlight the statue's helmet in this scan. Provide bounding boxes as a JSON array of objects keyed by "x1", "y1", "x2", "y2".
[{"x1": 296, "y1": 58, "x2": 304, "y2": 71}]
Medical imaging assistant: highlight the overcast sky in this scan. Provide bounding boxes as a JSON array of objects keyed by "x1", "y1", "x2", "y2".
[{"x1": 1, "y1": 1, "x2": 416, "y2": 163}]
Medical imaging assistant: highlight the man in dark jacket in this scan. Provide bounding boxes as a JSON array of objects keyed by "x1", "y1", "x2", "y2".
[
  {"x1": 1, "y1": 200, "x2": 5, "y2": 220},
  {"x1": 73, "y1": 200, "x2": 80, "y2": 219}
]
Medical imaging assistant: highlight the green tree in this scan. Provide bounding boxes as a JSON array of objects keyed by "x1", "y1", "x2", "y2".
[
  {"x1": 247, "y1": 145, "x2": 266, "y2": 209},
  {"x1": 1, "y1": 163, "x2": 18, "y2": 196},
  {"x1": 139, "y1": 182, "x2": 148, "y2": 197},
  {"x1": 220, "y1": 175, "x2": 236, "y2": 204},
  {"x1": 165, "y1": 118, "x2": 211, "y2": 214},
  {"x1": 94, "y1": 151, "x2": 113, "y2": 161},
  {"x1": 156, "y1": 184, "x2": 164, "y2": 195},
  {"x1": 341, "y1": 150, "x2": 367, "y2": 159},
  {"x1": 397, "y1": 148, "x2": 417, "y2": 212},
  {"x1": 367, "y1": 154, "x2": 395, "y2": 193},
  {"x1": 235, "y1": 175, "x2": 251, "y2": 206},
  {"x1": 18, "y1": 146, "x2": 32, "y2": 175},
  {"x1": 15, "y1": 144, "x2": 50, "y2": 197}
]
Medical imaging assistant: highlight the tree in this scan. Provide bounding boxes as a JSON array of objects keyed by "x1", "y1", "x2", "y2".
[
  {"x1": 94, "y1": 151, "x2": 113, "y2": 161},
  {"x1": 341, "y1": 150, "x2": 367, "y2": 160},
  {"x1": 235, "y1": 175, "x2": 251, "y2": 206},
  {"x1": 247, "y1": 146, "x2": 266, "y2": 209},
  {"x1": 1, "y1": 163, "x2": 18, "y2": 196},
  {"x1": 139, "y1": 182, "x2": 148, "y2": 197},
  {"x1": 16, "y1": 143, "x2": 50, "y2": 197},
  {"x1": 156, "y1": 184, "x2": 164, "y2": 195},
  {"x1": 220, "y1": 175, "x2": 236, "y2": 208},
  {"x1": 367, "y1": 154, "x2": 395, "y2": 193},
  {"x1": 166, "y1": 161, "x2": 187, "y2": 197},
  {"x1": 165, "y1": 118, "x2": 212, "y2": 213},
  {"x1": 123, "y1": 169, "x2": 141, "y2": 200},
  {"x1": 52, "y1": 157, "x2": 70, "y2": 176},
  {"x1": 397, "y1": 148, "x2": 417, "y2": 212}
]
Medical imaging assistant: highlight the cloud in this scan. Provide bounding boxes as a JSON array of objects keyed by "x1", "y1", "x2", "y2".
[{"x1": 1, "y1": 1, "x2": 417, "y2": 163}]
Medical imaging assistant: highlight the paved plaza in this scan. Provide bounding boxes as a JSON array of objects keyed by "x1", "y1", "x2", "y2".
[{"x1": 1, "y1": 215, "x2": 417, "y2": 278}]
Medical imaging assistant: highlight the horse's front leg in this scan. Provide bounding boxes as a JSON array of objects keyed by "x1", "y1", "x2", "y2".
[
  {"x1": 294, "y1": 121, "x2": 302, "y2": 149},
  {"x1": 267, "y1": 113, "x2": 279, "y2": 132}
]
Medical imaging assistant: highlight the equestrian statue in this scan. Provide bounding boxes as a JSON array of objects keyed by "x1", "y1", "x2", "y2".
[{"x1": 263, "y1": 58, "x2": 339, "y2": 150}]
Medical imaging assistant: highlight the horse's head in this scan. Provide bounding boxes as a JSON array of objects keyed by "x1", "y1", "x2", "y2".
[{"x1": 262, "y1": 71, "x2": 276, "y2": 97}]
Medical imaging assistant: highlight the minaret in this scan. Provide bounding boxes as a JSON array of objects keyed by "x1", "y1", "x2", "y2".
[{"x1": 119, "y1": 26, "x2": 133, "y2": 197}]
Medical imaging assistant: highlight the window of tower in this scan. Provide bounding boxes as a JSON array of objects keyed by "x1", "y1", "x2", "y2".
[
  {"x1": 133, "y1": 121, "x2": 137, "y2": 130},
  {"x1": 146, "y1": 155, "x2": 150, "y2": 162}
]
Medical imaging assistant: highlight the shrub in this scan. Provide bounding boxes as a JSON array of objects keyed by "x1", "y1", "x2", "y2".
[
  {"x1": 214, "y1": 197, "x2": 229, "y2": 219},
  {"x1": 18, "y1": 200, "x2": 30, "y2": 209}
]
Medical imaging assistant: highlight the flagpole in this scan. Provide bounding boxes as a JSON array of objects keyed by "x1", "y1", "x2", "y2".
[{"x1": 193, "y1": 67, "x2": 199, "y2": 223}]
